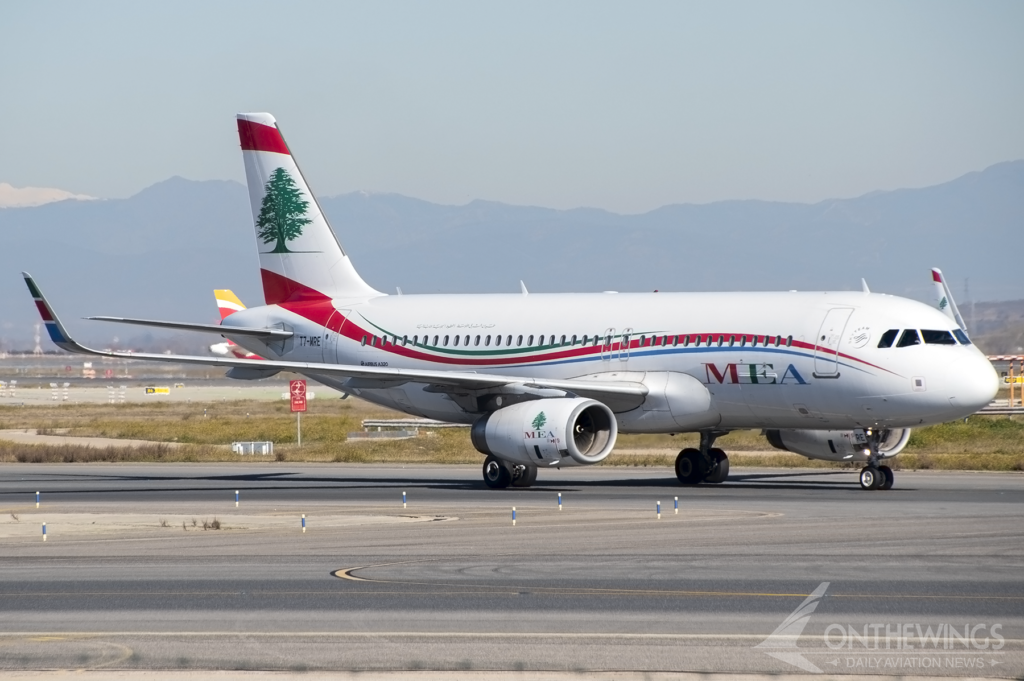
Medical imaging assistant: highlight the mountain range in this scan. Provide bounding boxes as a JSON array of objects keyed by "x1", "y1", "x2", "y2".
[{"x1": 1, "y1": 161, "x2": 1022, "y2": 353}]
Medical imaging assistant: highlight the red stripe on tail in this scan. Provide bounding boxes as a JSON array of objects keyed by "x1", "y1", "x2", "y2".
[
  {"x1": 261, "y1": 269, "x2": 331, "y2": 305},
  {"x1": 932, "y1": 270, "x2": 943, "y2": 283},
  {"x1": 237, "y1": 119, "x2": 290, "y2": 155}
]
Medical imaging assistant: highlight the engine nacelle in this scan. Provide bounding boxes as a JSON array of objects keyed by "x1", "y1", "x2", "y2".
[
  {"x1": 471, "y1": 398, "x2": 617, "y2": 467},
  {"x1": 765, "y1": 428, "x2": 911, "y2": 462}
]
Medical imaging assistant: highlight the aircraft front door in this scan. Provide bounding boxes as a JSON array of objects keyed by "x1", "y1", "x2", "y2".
[{"x1": 813, "y1": 308, "x2": 853, "y2": 378}]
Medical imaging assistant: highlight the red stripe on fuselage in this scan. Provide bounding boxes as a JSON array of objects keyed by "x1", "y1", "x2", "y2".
[
  {"x1": 237, "y1": 120, "x2": 290, "y2": 155},
  {"x1": 261, "y1": 271, "x2": 896, "y2": 373}
]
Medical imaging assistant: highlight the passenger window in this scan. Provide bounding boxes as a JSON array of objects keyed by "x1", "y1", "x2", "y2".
[
  {"x1": 528, "y1": 335, "x2": 534, "y2": 345},
  {"x1": 786, "y1": 335, "x2": 792, "y2": 347},
  {"x1": 453, "y1": 335, "x2": 459, "y2": 347},
  {"x1": 413, "y1": 335, "x2": 418, "y2": 345},
  {"x1": 474, "y1": 335, "x2": 480, "y2": 346},
  {"x1": 922, "y1": 330, "x2": 956, "y2": 345},
  {"x1": 896, "y1": 330, "x2": 921, "y2": 348},
  {"x1": 571, "y1": 335, "x2": 577, "y2": 345},
  {"x1": 443, "y1": 335, "x2": 450, "y2": 347},
  {"x1": 560, "y1": 335, "x2": 567, "y2": 346},
  {"x1": 516, "y1": 335, "x2": 523, "y2": 347},
  {"x1": 728, "y1": 335, "x2": 735, "y2": 347},
  {"x1": 361, "y1": 336, "x2": 367, "y2": 347},
  {"x1": 495, "y1": 335, "x2": 502, "y2": 347},
  {"x1": 953, "y1": 329, "x2": 971, "y2": 345},
  {"x1": 485, "y1": 335, "x2": 491, "y2": 346},
  {"x1": 402, "y1": 335, "x2": 408, "y2": 346}
]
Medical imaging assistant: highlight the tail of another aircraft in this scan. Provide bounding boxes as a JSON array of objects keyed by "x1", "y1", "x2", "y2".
[
  {"x1": 236, "y1": 113, "x2": 381, "y2": 305},
  {"x1": 215, "y1": 289, "x2": 246, "y2": 320},
  {"x1": 210, "y1": 289, "x2": 263, "y2": 360},
  {"x1": 931, "y1": 268, "x2": 967, "y2": 332}
]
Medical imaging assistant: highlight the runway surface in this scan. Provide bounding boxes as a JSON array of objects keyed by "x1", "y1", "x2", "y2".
[{"x1": 1, "y1": 463, "x2": 1022, "y2": 676}]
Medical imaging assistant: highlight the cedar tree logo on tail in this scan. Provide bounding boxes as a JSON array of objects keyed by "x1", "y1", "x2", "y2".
[{"x1": 257, "y1": 167, "x2": 315, "y2": 253}]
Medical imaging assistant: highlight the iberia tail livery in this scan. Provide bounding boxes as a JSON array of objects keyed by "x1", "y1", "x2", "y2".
[
  {"x1": 23, "y1": 112, "x2": 1000, "y2": 493},
  {"x1": 209, "y1": 290, "x2": 262, "y2": 360}
]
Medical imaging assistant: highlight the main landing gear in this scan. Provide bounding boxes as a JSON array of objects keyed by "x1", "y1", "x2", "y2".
[
  {"x1": 675, "y1": 431, "x2": 729, "y2": 485},
  {"x1": 482, "y1": 455, "x2": 537, "y2": 489}
]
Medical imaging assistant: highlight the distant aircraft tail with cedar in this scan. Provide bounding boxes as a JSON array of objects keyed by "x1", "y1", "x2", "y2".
[{"x1": 23, "y1": 112, "x2": 1000, "y2": 491}]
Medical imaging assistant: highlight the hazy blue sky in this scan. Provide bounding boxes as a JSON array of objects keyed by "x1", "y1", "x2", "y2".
[{"x1": 2, "y1": 1, "x2": 1022, "y2": 213}]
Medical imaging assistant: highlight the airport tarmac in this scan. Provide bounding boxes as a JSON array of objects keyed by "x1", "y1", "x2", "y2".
[{"x1": 0, "y1": 463, "x2": 1022, "y2": 676}]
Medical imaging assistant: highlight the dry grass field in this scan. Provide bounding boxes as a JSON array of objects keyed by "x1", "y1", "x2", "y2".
[{"x1": 1, "y1": 395, "x2": 1022, "y2": 471}]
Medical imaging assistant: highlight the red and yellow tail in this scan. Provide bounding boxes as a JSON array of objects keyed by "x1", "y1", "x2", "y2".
[
  {"x1": 211, "y1": 290, "x2": 263, "y2": 360},
  {"x1": 214, "y1": 289, "x2": 247, "y2": 320}
]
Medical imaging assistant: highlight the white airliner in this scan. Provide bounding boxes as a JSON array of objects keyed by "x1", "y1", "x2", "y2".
[{"x1": 24, "y1": 113, "x2": 999, "y2": 491}]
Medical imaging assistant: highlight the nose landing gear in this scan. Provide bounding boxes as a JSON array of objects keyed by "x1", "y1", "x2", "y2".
[
  {"x1": 858, "y1": 429, "x2": 896, "y2": 490},
  {"x1": 859, "y1": 464, "x2": 894, "y2": 490}
]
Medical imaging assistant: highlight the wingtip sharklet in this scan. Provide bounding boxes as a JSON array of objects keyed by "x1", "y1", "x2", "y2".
[{"x1": 21, "y1": 272, "x2": 90, "y2": 353}]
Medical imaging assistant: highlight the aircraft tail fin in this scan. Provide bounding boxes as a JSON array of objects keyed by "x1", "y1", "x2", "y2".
[
  {"x1": 214, "y1": 289, "x2": 246, "y2": 320},
  {"x1": 931, "y1": 268, "x2": 967, "y2": 332},
  {"x1": 236, "y1": 113, "x2": 382, "y2": 305}
]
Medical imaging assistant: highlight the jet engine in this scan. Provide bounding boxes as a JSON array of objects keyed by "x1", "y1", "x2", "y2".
[
  {"x1": 471, "y1": 397, "x2": 617, "y2": 467},
  {"x1": 765, "y1": 428, "x2": 911, "y2": 462}
]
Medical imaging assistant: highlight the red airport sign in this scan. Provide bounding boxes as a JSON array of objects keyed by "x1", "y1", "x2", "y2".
[{"x1": 290, "y1": 379, "x2": 307, "y2": 412}]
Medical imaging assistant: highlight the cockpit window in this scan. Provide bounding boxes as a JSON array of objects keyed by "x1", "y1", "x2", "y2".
[
  {"x1": 896, "y1": 329, "x2": 921, "y2": 348},
  {"x1": 878, "y1": 329, "x2": 899, "y2": 348},
  {"x1": 953, "y1": 329, "x2": 971, "y2": 345},
  {"x1": 921, "y1": 329, "x2": 957, "y2": 345}
]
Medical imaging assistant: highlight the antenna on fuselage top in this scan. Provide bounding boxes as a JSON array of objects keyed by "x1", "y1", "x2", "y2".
[
  {"x1": 861, "y1": 278, "x2": 870, "y2": 294},
  {"x1": 520, "y1": 280, "x2": 529, "y2": 296}
]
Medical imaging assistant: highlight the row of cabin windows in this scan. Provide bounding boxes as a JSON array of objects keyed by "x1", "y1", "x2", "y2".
[
  {"x1": 361, "y1": 333, "x2": 796, "y2": 349},
  {"x1": 877, "y1": 328, "x2": 970, "y2": 349}
]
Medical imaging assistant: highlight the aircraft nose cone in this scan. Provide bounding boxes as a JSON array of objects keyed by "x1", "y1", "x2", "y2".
[{"x1": 948, "y1": 352, "x2": 999, "y2": 414}]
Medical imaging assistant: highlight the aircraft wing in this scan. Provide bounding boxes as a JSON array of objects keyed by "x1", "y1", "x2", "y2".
[
  {"x1": 25, "y1": 273, "x2": 647, "y2": 406},
  {"x1": 85, "y1": 316, "x2": 293, "y2": 339}
]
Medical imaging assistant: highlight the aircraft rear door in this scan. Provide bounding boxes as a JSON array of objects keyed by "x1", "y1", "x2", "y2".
[
  {"x1": 322, "y1": 309, "x2": 350, "y2": 365},
  {"x1": 813, "y1": 308, "x2": 853, "y2": 378}
]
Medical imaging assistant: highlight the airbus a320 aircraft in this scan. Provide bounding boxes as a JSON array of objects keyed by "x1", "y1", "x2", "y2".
[{"x1": 24, "y1": 113, "x2": 999, "y2": 491}]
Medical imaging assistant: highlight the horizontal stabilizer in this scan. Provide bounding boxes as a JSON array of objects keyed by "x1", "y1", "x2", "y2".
[{"x1": 84, "y1": 316, "x2": 293, "y2": 339}]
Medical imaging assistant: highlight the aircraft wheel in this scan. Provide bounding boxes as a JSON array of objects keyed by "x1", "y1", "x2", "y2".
[
  {"x1": 878, "y1": 465, "x2": 894, "y2": 490},
  {"x1": 511, "y1": 464, "x2": 538, "y2": 488},
  {"x1": 675, "y1": 448, "x2": 706, "y2": 485},
  {"x1": 859, "y1": 466, "x2": 883, "y2": 490},
  {"x1": 483, "y1": 456, "x2": 512, "y2": 489},
  {"x1": 704, "y1": 448, "x2": 729, "y2": 484}
]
